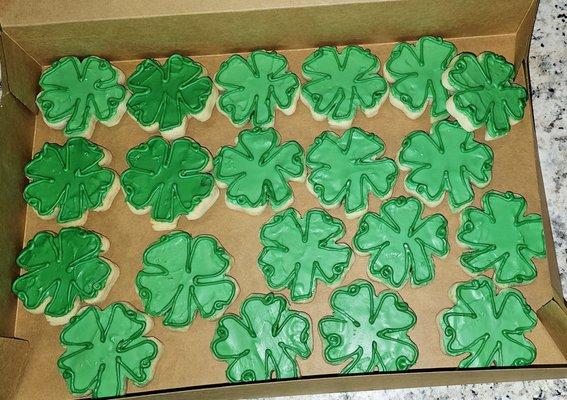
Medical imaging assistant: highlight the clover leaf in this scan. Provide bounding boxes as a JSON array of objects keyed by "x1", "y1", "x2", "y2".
[
  {"x1": 213, "y1": 127, "x2": 304, "y2": 213},
  {"x1": 440, "y1": 277, "x2": 537, "y2": 368},
  {"x1": 136, "y1": 231, "x2": 237, "y2": 329},
  {"x1": 36, "y1": 56, "x2": 127, "y2": 138},
  {"x1": 215, "y1": 50, "x2": 300, "y2": 127},
  {"x1": 127, "y1": 54, "x2": 215, "y2": 139},
  {"x1": 398, "y1": 120, "x2": 493, "y2": 211},
  {"x1": 24, "y1": 137, "x2": 118, "y2": 225},
  {"x1": 211, "y1": 293, "x2": 312, "y2": 382},
  {"x1": 259, "y1": 208, "x2": 353, "y2": 302},
  {"x1": 458, "y1": 191, "x2": 546, "y2": 287},
  {"x1": 319, "y1": 280, "x2": 418, "y2": 374},
  {"x1": 306, "y1": 127, "x2": 398, "y2": 218},
  {"x1": 385, "y1": 36, "x2": 456, "y2": 120},
  {"x1": 121, "y1": 136, "x2": 218, "y2": 230},
  {"x1": 354, "y1": 196, "x2": 448, "y2": 289},
  {"x1": 58, "y1": 302, "x2": 160, "y2": 398},
  {"x1": 443, "y1": 52, "x2": 528, "y2": 139},
  {"x1": 301, "y1": 45, "x2": 388, "y2": 128}
]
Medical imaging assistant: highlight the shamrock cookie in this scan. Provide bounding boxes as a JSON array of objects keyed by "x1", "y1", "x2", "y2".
[
  {"x1": 306, "y1": 127, "x2": 397, "y2": 219},
  {"x1": 12, "y1": 227, "x2": 118, "y2": 325},
  {"x1": 301, "y1": 46, "x2": 388, "y2": 128},
  {"x1": 354, "y1": 196, "x2": 449, "y2": 289},
  {"x1": 215, "y1": 50, "x2": 300, "y2": 128},
  {"x1": 24, "y1": 138, "x2": 120, "y2": 226},
  {"x1": 127, "y1": 54, "x2": 217, "y2": 140},
  {"x1": 398, "y1": 120, "x2": 493, "y2": 211},
  {"x1": 211, "y1": 293, "x2": 312, "y2": 382},
  {"x1": 259, "y1": 208, "x2": 353, "y2": 302},
  {"x1": 36, "y1": 56, "x2": 127, "y2": 138},
  {"x1": 319, "y1": 280, "x2": 418, "y2": 374},
  {"x1": 384, "y1": 36, "x2": 457, "y2": 121},
  {"x1": 457, "y1": 191, "x2": 546, "y2": 287},
  {"x1": 58, "y1": 302, "x2": 161, "y2": 398},
  {"x1": 136, "y1": 231, "x2": 237, "y2": 329},
  {"x1": 442, "y1": 52, "x2": 528, "y2": 140},
  {"x1": 121, "y1": 136, "x2": 218, "y2": 230},
  {"x1": 439, "y1": 277, "x2": 537, "y2": 368},
  {"x1": 213, "y1": 127, "x2": 305, "y2": 215}
]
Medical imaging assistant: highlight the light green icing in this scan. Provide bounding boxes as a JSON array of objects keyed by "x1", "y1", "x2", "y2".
[
  {"x1": 444, "y1": 51, "x2": 528, "y2": 139},
  {"x1": 440, "y1": 277, "x2": 537, "y2": 368},
  {"x1": 319, "y1": 280, "x2": 418, "y2": 374},
  {"x1": 213, "y1": 127, "x2": 304, "y2": 211},
  {"x1": 354, "y1": 196, "x2": 448, "y2": 289},
  {"x1": 36, "y1": 56, "x2": 126, "y2": 136},
  {"x1": 121, "y1": 136, "x2": 216, "y2": 224},
  {"x1": 136, "y1": 231, "x2": 237, "y2": 329},
  {"x1": 259, "y1": 208, "x2": 353, "y2": 302},
  {"x1": 385, "y1": 36, "x2": 456, "y2": 119},
  {"x1": 127, "y1": 54, "x2": 213, "y2": 133},
  {"x1": 58, "y1": 302, "x2": 160, "y2": 398},
  {"x1": 301, "y1": 46, "x2": 388, "y2": 124},
  {"x1": 13, "y1": 228, "x2": 113, "y2": 321},
  {"x1": 458, "y1": 191, "x2": 546, "y2": 286},
  {"x1": 215, "y1": 50, "x2": 300, "y2": 127},
  {"x1": 398, "y1": 120, "x2": 493, "y2": 211},
  {"x1": 211, "y1": 293, "x2": 312, "y2": 382},
  {"x1": 306, "y1": 127, "x2": 398, "y2": 216},
  {"x1": 24, "y1": 137, "x2": 116, "y2": 224}
]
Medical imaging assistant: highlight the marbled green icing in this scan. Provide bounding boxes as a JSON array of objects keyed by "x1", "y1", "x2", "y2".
[
  {"x1": 319, "y1": 280, "x2": 418, "y2": 374},
  {"x1": 440, "y1": 277, "x2": 537, "y2": 368},
  {"x1": 211, "y1": 293, "x2": 312, "y2": 382},
  {"x1": 458, "y1": 191, "x2": 546, "y2": 286},
  {"x1": 354, "y1": 196, "x2": 448, "y2": 289},
  {"x1": 259, "y1": 208, "x2": 353, "y2": 302}
]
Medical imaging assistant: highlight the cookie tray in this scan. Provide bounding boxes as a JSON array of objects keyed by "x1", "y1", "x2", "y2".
[{"x1": 1, "y1": 0, "x2": 566, "y2": 399}]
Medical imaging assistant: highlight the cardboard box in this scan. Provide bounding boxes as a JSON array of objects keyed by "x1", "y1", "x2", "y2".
[{"x1": 1, "y1": 0, "x2": 566, "y2": 399}]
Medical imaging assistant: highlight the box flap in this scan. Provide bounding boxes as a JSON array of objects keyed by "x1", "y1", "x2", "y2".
[
  {"x1": 0, "y1": 337, "x2": 29, "y2": 400},
  {"x1": 514, "y1": 0, "x2": 539, "y2": 67},
  {"x1": 538, "y1": 299, "x2": 567, "y2": 359}
]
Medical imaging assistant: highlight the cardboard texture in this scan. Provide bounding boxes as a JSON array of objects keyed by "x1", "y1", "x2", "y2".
[{"x1": 1, "y1": 0, "x2": 566, "y2": 399}]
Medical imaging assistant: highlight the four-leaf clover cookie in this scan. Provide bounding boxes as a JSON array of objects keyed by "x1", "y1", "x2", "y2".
[
  {"x1": 36, "y1": 56, "x2": 127, "y2": 138},
  {"x1": 398, "y1": 120, "x2": 494, "y2": 211},
  {"x1": 127, "y1": 54, "x2": 216, "y2": 140},
  {"x1": 259, "y1": 208, "x2": 353, "y2": 302},
  {"x1": 215, "y1": 50, "x2": 300, "y2": 128},
  {"x1": 354, "y1": 196, "x2": 449, "y2": 289},
  {"x1": 439, "y1": 277, "x2": 537, "y2": 368},
  {"x1": 458, "y1": 191, "x2": 546, "y2": 286},
  {"x1": 136, "y1": 231, "x2": 237, "y2": 329},
  {"x1": 301, "y1": 46, "x2": 389, "y2": 128},
  {"x1": 319, "y1": 280, "x2": 418, "y2": 374}
]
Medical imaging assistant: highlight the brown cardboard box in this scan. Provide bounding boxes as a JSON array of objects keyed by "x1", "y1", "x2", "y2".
[{"x1": 0, "y1": 0, "x2": 566, "y2": 399}]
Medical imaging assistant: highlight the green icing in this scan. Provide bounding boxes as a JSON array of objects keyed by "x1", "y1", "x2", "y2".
[
  {"x1": 385, "y1": 36, "x2": 456, "y2": 120},
  {"x1": 301, "y1": 46, "x2": 388, "y2": 125},
  {"x1": 136, "y1": 231, "x2": 237, "y2": 329},
  {"x1": 444, "y1": 51, "x2": 528, "y2": 139},
  {"x1": 127, "y1": 54, "x2": 214, "y2": 134},
  {"x1": 36, "y1": 56, "x2": 126, "y2": 136},
  {"x1": 13, "y1": 227, "x2": 113, "y2": 322},
  {"x1": 121, "y1": 136, "x2": 216, "y2": 226},
  {"x1": 458, "y1": 191, "x2": 546, "y2": 286},
  {"x1": 215, "y1": 50, "x2": 300, "y2": 127},
  {"x1": 211, "y1": 293, "x2": 312, "y2": 382},
  {"x1": 213, "y1": 127, "x2": 304, "y2": 211},
  {"x1": 440, "y1": 277, "x2": 537, "y2": 368},
  {"x1": 398, "y1": 120, "x2": 493, "y2": 211},
  {"x1": 306, "y1": 127, "x2": 398, "y2": 217},
  {"x1": 24, "y1": 137, "x2": 117, "y2": 224},
  {"x1": 319, "y1": 280, "x2": 418, "y2": 373},
  {"x1": 259, "y1": 208, "x2": 353, "y2": 302},
  {"x1": 354, "y1": 196, "x2": 448, "y2": 289},
  {"x1": 58, "y1": 302, "x2": 160, "y2": 398}
]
